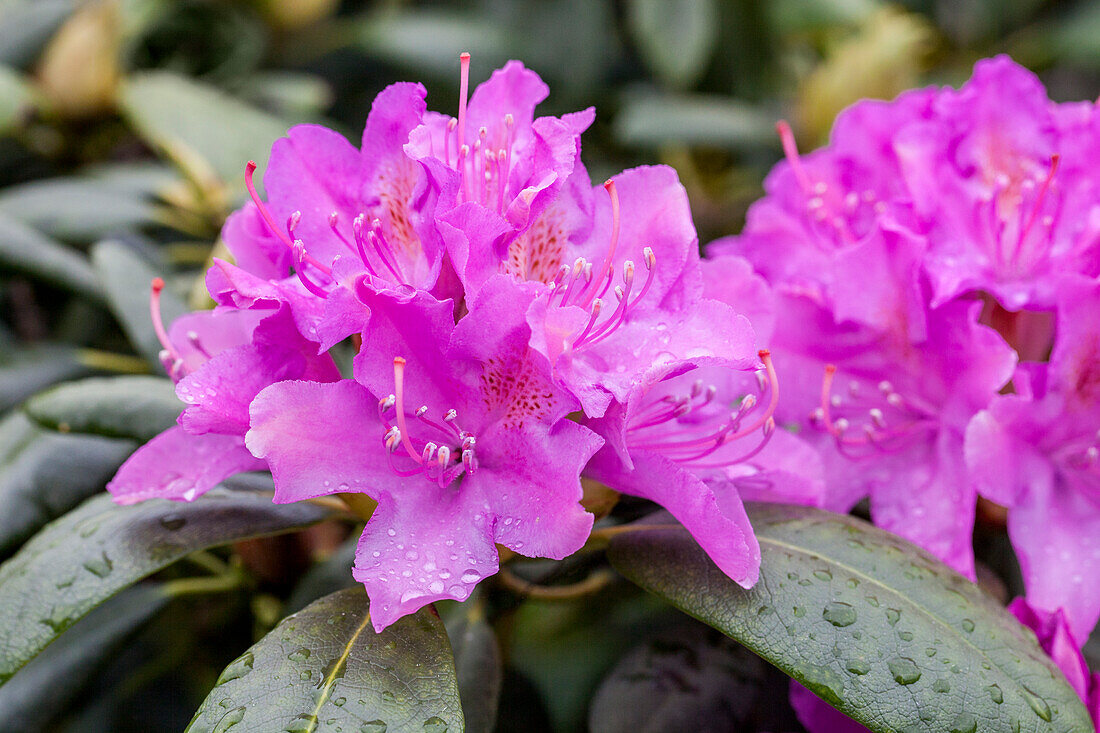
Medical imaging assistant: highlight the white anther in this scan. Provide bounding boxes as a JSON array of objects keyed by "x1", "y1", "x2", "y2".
[
  {"x1": 504, "y1": 113, "x2": 514, "y2": 127},
  {"x1": 614, "y1": 285, "x2": 625, "y2": 302},
  {"x1": 1087, "y1": 446, "x2": 1099, "y2": 465},
  {"x1": 877, "y1": 381, "x2": 893, "y2": 394},
  {"x1": 808, "y1": 197, "x2": 824, "y2": 210},
  {"x1": 813, "y1": 181, "x2": 828, "y2": 195},
  {"x1": 384, "y1": 426, "x2": 401, "y2": 451},
  {"x1": 886, "y1": 393, "x2": 904, "y2": 408},
  {"x1": 844, "y1": 192, "x2": 859, "y2": 209},
  {"x1": 380, "y1": 394, "x2": 396, "y2": 412},
  {"x1": 739, "y1": 394, "x2": 757, "y2": 413},
  {"x1": 756, "y1": 371, "x2": 768, "y2": 392},
  {"x1": 288, "y1": 210, "x2": 302, "y2": 231},
  {"x1": 590, "y1": 299, "x2": 603, "y2": 316},
  {"x1": 623, "y1": 260, "x2": 635, "y2": 281},
  {"x1": 328, "y1": 211, "x2": 339, "y2": 227},
  {"x1": 158, "y1": 349, "x2": 172, "y2": 364},
  {"x1": 810, "y1": 407, "x2": 825, "y2": 424},
  {"x1": 437, "y1": 446, "x2": 451, "y2": 467},
  {"x1": 186, "y1": 330, "x2": 200, "y2": 343},
  {"x1": 830, "y1": 395, "x2": 842, "y2": 407},
  {"x1": 643, "y1": 247, "x2": 655, "y2": 269},
  {"x1": 459, "y1": 144, "x2": 470, "y2": 158},
  {"x1": 423, "y1": 442, "x2": 438, "y2": 461},
  {"x1": 691, "y1": 379, "x2": 704, "y2": 398},
  {"x1": 447, "y1": 118, "x2": 457, "y2": 131},
  {"x1": 763, "y1": 417, "x2": 776, "y2": 435},
  {"x1": 415, "y1": 405, "x2": 428, "y2": 417},
  {"x1": 583, "y1": 262, "x2": 593, "y2": 282},
  {"x1": 869, "y1": 408, "x2": 886, "y2": 428},
  {"x1": 462, "y1": 448, "x2": 477, "y2": 473},
  {"x1": 461, "y1": 436, "x2": 476, "y2": 451},
  {"x1": 572, "y1": 257, "x2": 586, "y2": 277},
  {"x1": 834, "y1": 418, "x2": 850, "y2": 433},
  {"x1": 703, "y1": 385, "x2": 717, "y2": 404},
  {"x1": 444, "y1": 409, "x2": 458, "y2": 423}
]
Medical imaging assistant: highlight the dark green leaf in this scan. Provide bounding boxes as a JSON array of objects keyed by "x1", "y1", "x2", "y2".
[
  {"x1": 444, "y1": 599, "x2": 501, "y2": 733},
  {"x1": 0, "y1": 176, "x2": 158, "y2": 242},
  {"x1": 91, "y1": 239, "x2": 187, "y2": 364},
  {"x1": 607, "y1": 505, "x2": 1093, "y2": 732},
  {"x1": 626, "y1": 0, "x2": 719, "y2": 88},
  {"x1": 24, "y1": 375, "x2": 181, "y2": 441},
  {"x1": 0, "y1": 212, "x2": 104, "y2": 300},
  {"x1": 0, "y1": 411, "x2": 134, "y2": 558},
  {"x1": 119, "y1": 71, "x2": 292, "y2": 197},
  {"x1": 0, "y1": 585, "x2": 169, "y2": 730},
  {"x1": 186, "y1": 587, "x2": 464, "y2": 733},
  {"x1": 0, "y1": 344, "x2": 95, "y2": 412},
  {"x1": 588, "y1": 625, "x2": 768, "y2": 732},
  {"x1": 0, "y1": 489, "x2": 336, "y2": 683},
  {"x1": 614, "y1": 92, "x2": 778, "y2": 150}
]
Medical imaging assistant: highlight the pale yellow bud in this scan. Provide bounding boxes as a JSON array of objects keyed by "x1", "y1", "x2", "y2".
[{"x1": 36, "y1": 0, "x2": 122, "y2": 119}]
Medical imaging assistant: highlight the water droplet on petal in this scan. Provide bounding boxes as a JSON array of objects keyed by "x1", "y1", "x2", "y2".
[{"x1": 887, "y1": 657, "x2": 921, "y2": 685}]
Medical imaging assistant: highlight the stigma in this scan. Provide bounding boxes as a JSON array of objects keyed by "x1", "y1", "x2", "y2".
[
  {"x1": 380, "y1": 356, "x2": 479, "y2": 487},
  {"x1": 624, "y1": 351, "x2": 780, "y2": 469},
  {"x1": 811, "y1": 364, "x2": 937, "y2": 457}
]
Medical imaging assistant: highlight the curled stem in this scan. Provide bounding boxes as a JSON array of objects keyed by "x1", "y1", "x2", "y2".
[{"x1": 496, "y1": 567, "x2": 617, "y2": 601}]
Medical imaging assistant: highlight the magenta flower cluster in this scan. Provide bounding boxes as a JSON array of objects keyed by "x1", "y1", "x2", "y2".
[
  {"x1": 708, "y1": 56, "x2": 1100, "y2": 728},
  {"x1": 108, "y1": 56, "x2": 823, "y2": 631}
]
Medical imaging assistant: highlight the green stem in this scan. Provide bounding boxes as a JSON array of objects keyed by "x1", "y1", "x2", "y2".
[{"x1": 162, "y1": 572, "x2": 244, "y2": 598}]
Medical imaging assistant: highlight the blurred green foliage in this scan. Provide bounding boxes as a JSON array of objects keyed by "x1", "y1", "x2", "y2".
[{"x1": 0, "y1": 1, "x2": 1096, "y2": 730}]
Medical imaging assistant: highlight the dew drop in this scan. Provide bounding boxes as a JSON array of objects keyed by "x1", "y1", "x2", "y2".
[
  {"x1": 932, "y1": 679, "x2": 950, "y2": 694},
  {"x1": 288, "y1": 647, "x2": 311, "y2": 662},
  {"x1": 845, "y1": 659, "x2": 870, "y2": 675},
  {"x1": 212, "y1": 706, "x2": 246, "y2": 733},
  {"x1": 299, "y1": 670, "x2": 312, "y2": 681},
  {"x1": 1020, "y1": 684, "x2": 1052, "y2": 721},
  {"x1": 83, "y1": 552, "x2": 113, "y2": 578},
  {"x1": 159, "y1": 514, "x2": 186, "y2": 531},
  {"x1": 822, "y1": 601, "x2": 857, "y2": 627},
  {"x1": 987, "y1": 683, "x2": 1003, "y2": 704},
  {"x1": 285, "y1": 713, "x2": 317, "y2": 732},
  {"x1": 339, "y1": 483, "x2": 350, "y2": 491},
  {"x1": 949, "y1": 713, "x2": 977, "y2": 733},
  {"x1": 460, "y1": 569, "x2": 481, "y2": 583},
  {"x1": 422, "y1": 717, "x2": 448, "y2": 732},
  {"x1": 361, "y1": 722, "x2": 388, "y2": 733},
  {"x1": 898, "y1": 631, "x2": 914, "y2": 641},
  {"x1": 792, "y1": 606, "x2": 806, "y2": 618},
  {"x1": 381, "y1": 691, "x2": 396, "y2": 703},
  {"x1": 216, "y1": 651, "x2": 255, "y2": 685},
  {"x1": 813, "y1": 569, "x2": 833, "y2": 581},
  {"x1": 864, "y1": 595, "x2": 880, "y2": 608},
  {"x1": 960, "y1": 618, "x2": 975, "y2": 633},
  {"x1": 334, "y1": 697, "x2": 346, "y2": 707},
  {"x1": 887, "y1": 657, "x2": 921, "y2": 685},
  {"x1": 885, "y1": 608, "x2": 901, "y2": 626},
  {"x1": 757, "y1": 605, "x2": 773, "y2": 616},
  {"x1": 429, "y1": 581, "x2": 444, "y2": 594}
]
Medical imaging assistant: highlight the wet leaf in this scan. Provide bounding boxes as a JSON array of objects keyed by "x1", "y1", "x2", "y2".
[
  {"x1": 357, "y1": 9, "x2": 509, "y2": 77},
  {"x1": 0, "y1": 585, "x2": 169, "y2": 730},
  {"x1": 608, "y1": 504, "x2": 1093, "y2": 732},
  {"x1": 0, "y1": 344, "x2": 95, "y2": 412},
  {"x1": 0, "y1": 212, "x2": 103, "y2": 300},
  {"x1": 0, "y1": 411, "x2": 133, "y2": 559},
  {"x1": 0, "y1": 168, "x2": 168, "y2": 241},
  {"x1": 186, "y1": 587, "x2": 464, "y2": 733},
  {"x1": 0, "y1": 489, "x2": 336, "y2": 683},
  {"x1": 90, "y1": 239, "x2": 187, "y2": 365},
  {"x1": 24, "y1": 375, "x2": 181, "y2": 442}
]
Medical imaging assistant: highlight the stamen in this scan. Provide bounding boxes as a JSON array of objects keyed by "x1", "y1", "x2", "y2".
[
  {"x1": 392, "y1": 357, "x2": 423, "y2": 463},
  {"x1": 149, "y1": 278, "x2": 179, "y2": 363},
  {"x1": 244, "y1": 161, "x2": 331, "y2": 275},
  {"x1": 580, "y1": 180, "x2": 620, "y2": 308},
  {"x1": 186, "y1": 330, "x2": 211, "y2": 359},
  {"x1": 776, "y1": 121, "x2": 812, "y2": 194},
  {"x1": 457, "y1": 52, "x2": 471, "y2": 150},
  {"x1": 292, "y1": 241, "x2": 330, "y2": 298},
  {"x1": 726, "y1": 351, "x2": 779, "y2": 440}
]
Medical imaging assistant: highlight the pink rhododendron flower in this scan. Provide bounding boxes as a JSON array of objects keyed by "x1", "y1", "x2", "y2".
[
  {"x1": 246, "y1": 277, "x2": 601, "y2": 630},
  {"x1": 107, "y1": 279, "x2": 339, "y2": 504},
  {"x1": 967, "y1": 276, "x2": 1100, "y2": 641}
]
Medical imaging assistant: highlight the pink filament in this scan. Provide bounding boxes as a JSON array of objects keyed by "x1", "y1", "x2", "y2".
[{"x1": 392, "y1": 357, "x2": 424, "y2": 464}]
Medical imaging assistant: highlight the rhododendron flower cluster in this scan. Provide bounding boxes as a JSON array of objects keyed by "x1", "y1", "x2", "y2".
[
  {"x1": 108, "y1": 55, "x2": 821, "y2": 631},
  {"x1": 709, "y1": 55, "x2": 1100, "y2": 725}
]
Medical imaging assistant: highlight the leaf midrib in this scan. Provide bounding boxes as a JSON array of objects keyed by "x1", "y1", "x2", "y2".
[{"x1": 304, "y1": 610, "x2": 373, "y2": 733}]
